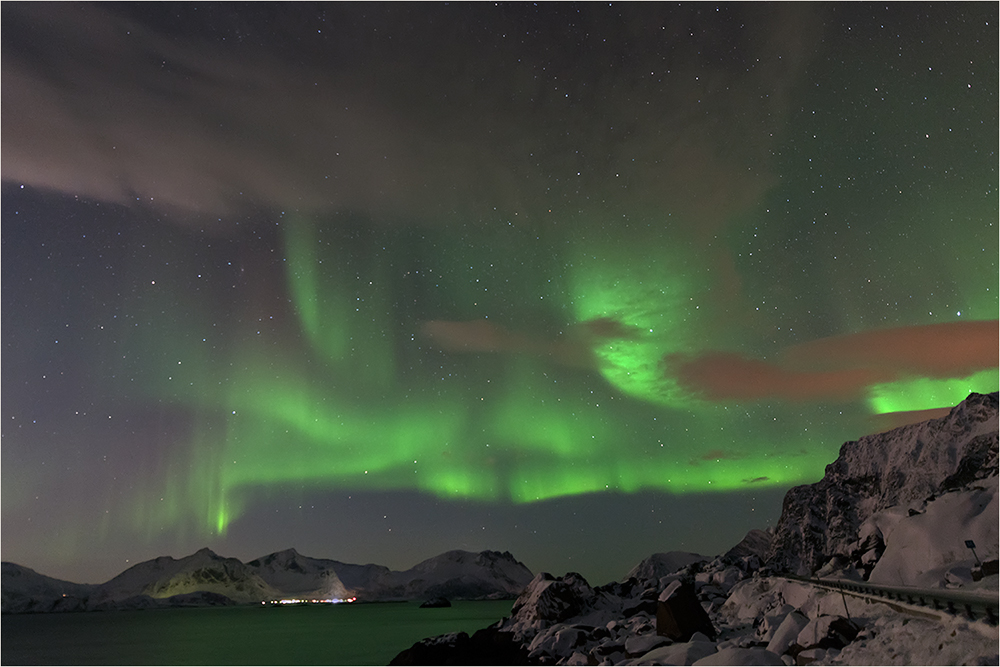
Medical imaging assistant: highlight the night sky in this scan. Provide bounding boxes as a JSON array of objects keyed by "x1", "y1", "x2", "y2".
[{"x1": 2, "y1": 3, "x2": 997, "y2": 586}]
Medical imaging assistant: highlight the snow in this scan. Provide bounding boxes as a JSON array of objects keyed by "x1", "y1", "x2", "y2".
[
  {"x1": 692, "y1": 647, "x2": 784, "y2": 665},
  {"x1": 816, "y1": 604, "x2": 998, "y2": 666},
  {"x1": 869, "y1": 476, "x2": 998, "y2": 587}
]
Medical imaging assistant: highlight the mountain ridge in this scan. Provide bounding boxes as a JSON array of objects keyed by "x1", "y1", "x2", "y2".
[{"x1": 2, "y1": 547, "x2": 535, "y2": 612}]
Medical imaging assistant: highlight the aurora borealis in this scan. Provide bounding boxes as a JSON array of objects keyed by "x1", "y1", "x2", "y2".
[{"x1": 3, "y1": 3, "x2": 997, "y2": 586}]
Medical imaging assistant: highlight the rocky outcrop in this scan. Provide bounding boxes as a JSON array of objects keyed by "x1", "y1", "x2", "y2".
[
  {"x1": 767, "y1": 392, "x2": 998, "y2": 575},
  {"x1": 393, "y1": 553, "x2": 754, "y2": 666},
  {"x1": 419, "y1": 596, "x2": 451, "y2": 608}
]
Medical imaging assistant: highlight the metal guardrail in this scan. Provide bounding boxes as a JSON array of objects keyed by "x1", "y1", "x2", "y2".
[{"x1": 779, "y1": 575, "x2": 999, "y2": 626}]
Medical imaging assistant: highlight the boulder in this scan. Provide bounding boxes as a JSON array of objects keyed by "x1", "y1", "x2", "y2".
[
  {"x1": 622, "y1": 639, "x2": 717, "y2": 666},
  {"x1": 419, "y1": 596, "x2": 451, "y2": 608},
  {"x1": 625, "y1": 633, "x2": 671, "y2": 657},
  {"x1": 765, "y1": 611, "x2": 809, "y2": 655},
  {"x1": 656, "y1": 581, "x2": 717, "y2": 641},
  {"x1": 794, "y1": 647, "x2": 832, "y2": 665},
  {"x1": 758, "y1": 604, "x2": 795, "y2": 642},
  {"x1": 794, "y1": 615, "x2": 860, "y2": 651}
]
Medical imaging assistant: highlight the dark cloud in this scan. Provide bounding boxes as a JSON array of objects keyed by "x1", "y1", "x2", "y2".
[
  {"x1": 667, "y1": 321, "x2": 998, "y2": 403},
  {"x1": 781, "y1": 321, "x2": 999, "y2": 379},
  {"x1": 2, "y1": 3, "x2": 820, "y2": 230},
  {"x1": 668, "y1": 351, "x2": 880, "y2": 402}
]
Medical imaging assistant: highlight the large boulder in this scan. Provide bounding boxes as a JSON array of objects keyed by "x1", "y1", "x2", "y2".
[{"x1": 656, "y1": 580, "x2": 717, "y2": 641}]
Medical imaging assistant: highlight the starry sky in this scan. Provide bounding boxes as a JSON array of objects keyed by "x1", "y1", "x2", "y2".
[{"x1": 2, "y1": 3, "x2": 997, "y2": 586}]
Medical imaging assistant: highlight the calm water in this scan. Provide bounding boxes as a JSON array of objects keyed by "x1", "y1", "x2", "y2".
[{"x1": 1, "y1": 599, "x2": 513, "y2": 665}]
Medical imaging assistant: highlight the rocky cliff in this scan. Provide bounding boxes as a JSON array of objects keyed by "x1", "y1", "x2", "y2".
[{"x1": 766, "y1": 392, "x2": 998, "y2": 575}]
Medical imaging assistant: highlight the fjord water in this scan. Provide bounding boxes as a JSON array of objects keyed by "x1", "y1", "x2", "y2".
[{"x1": 2, "y1": 600, "x2": 513, "y2": 665}]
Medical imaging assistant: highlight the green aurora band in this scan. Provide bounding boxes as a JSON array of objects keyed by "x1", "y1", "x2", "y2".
[{"x1": 123, "y1": 217, "x2": 996, "y2": 537}]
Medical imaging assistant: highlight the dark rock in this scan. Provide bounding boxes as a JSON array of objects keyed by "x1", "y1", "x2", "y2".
[
  {"x1": 623, "y1": 597, "x2": 658, "y2": 617},
  {"x1": 795, "y1": 615, "x2": 861, "y2": 651},
  {"x1": 590, "y1": 642, "x2": 626, "y2": 664},
  {"x1": 419, "y1": 596, "x2": 451, "y2": 608},
  {"x1": 390, "y1": 626, "x2": 534, "y2": 665},
  {"x1": 655, "y1": 581, "x2": 716, "y2": 641},
  {"x1": 390, "y1": 631, "x2": 471, "y2": 665}
]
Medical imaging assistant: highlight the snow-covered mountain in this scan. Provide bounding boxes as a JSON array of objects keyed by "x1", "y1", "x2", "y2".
[
  {"x1": 1, "y1": 562, "x2": 96, "y2": 613},
  {"x1": 2, "y1": 547, "x2": 534, "y2": 612},
  {"x1": 387, "y1": 549, "x2": 534, "y2": 601},
  {"x1": 244, "y1": 548, "x2": 353, "y2": 600},
  {"x1": 767, "y1": 391, "x2": 998, "y2": 576},
  {"x1": 87, "y1": 547, "x2": 280, "y2": 607}
]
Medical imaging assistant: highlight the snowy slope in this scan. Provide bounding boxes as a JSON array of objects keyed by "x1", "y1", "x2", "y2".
[
  {"x1": 867, "y1": 475, "x2": 998, "y2": 587},
  {"x1": 623, "y1": 551, "x2": 708, "y2": 582},
  {"x1": 245, "y1": 548, "x2": 351, "y2": 599},
  {"x1": 1, "y1": 562, "x2": 96, "y2": 613},
  {"x1": 89, "y1": 547, "x2": 279, "y2": 605},
  {"x1": 768, "y1": 392, "x2": 998, "y2": 575},
  {"x1": 387, "y1": 549, "x2": 534, "y2": 600}
]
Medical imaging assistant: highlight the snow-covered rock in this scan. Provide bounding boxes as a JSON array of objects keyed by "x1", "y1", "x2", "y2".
[
  {"x1": 768, "y1": 392, "x2": 998, "y2": 576},
  {"x1": 621, "y1": 637, "x2": 718, "y2": 665},
  {"x1": 765, "y1": 610, "x2": 809, "y2": 655},
  {"x1": 794, "y1": 614, "x2": 860, "y2": 651},
  {"x1": 624, "y1": 632, "x2": 671, "y2": 657}
]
